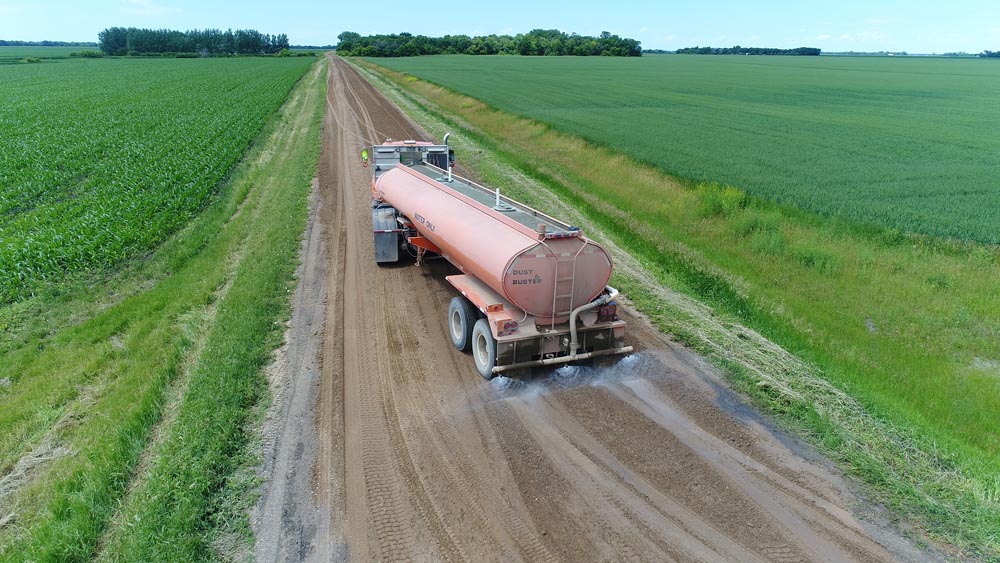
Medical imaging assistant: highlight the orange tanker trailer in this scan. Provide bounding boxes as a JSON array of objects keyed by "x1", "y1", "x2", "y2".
[{"x1": 368, "y1": 136, "x2": 632, "y2": 378}]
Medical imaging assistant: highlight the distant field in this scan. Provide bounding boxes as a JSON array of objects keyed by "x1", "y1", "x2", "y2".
[
  {"x1": 0, "y1": 46, "x2": 81, "y2": 63},
  {"x1": 372, "y1": 55, "x2": 1000, "y2": 243},
  {"x1": 0, "y1": 56, "x2": 313, "y2": 301}
]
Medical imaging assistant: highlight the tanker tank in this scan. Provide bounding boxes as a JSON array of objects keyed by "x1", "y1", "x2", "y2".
[
  {"x1": 375, "y1": 163, "x2": 613, "y2": 324},
  {"x1": 369, "y1": 138, "x2": 631, "y2": 379}
]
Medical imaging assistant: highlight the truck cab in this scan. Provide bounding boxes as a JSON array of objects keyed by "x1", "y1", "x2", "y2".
[{"x1": 371, "y1": 139, "x2": 453, "y2": 185}]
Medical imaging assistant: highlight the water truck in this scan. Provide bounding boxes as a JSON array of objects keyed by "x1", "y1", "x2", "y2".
[{"x1": 368, "y1": 136, "x2": 632, "y2": 379}]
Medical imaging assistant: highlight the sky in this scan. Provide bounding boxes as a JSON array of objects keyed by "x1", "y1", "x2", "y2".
[{"x1": 1, "y1": 0, "x2": 998, "y2": 53}]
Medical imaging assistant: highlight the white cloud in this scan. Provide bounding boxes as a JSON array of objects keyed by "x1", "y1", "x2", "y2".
[
  {"x1": 919, "y1": 31, "x2": 959, "y2": 42},
  {"x1": 858, "y1": 30, "x2": 887, "y2": 40},
  {"x1": 0, "y1": 2, "x2": 20, "y2": 16},
  {"x1": 639, "y1": 27, "x2": 649, "y2": 33},
  {"x1": 120, "y1": 0, "x2": 169, "y2": 16},
  {"x1": 663, "y1": 34, "x2": 676, "y2": 41},
  {"x1": 864, "y1": 16, "x2": 895, "y2": 25},
  {"x1": 816, "y1": 34, "x2": 833, "y2": 40},
  {"x1": 838, "y1": 30, "x2": 887, "y2": 42},
  {"x1": 991, "y1": 26, "x2": 1000, "y2": 34}
]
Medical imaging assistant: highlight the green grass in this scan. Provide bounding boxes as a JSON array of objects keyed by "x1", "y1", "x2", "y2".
[
  {"x1": 356, "y1": 58, "x2": 1000, "y2": 559},
  {"x1": 0, "y1": 55, "x2": 314, "y2": 302},
  {"x1": 95, "y1": 60, "x2": 326, "y2": 561},
  {"x1": 370, "y1": 54, "x2": 1000, "y2": 243},
  {"x1": 0, "y1": 46, "x2": 81, "y2": 64},
  {"x1": 0, "y1": 58, "x2": 325, "y2": 561}
]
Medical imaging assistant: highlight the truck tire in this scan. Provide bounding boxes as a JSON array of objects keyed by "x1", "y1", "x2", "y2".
[
  {"x1": 448, "y1": 296, "x2": 477, "y2": 351},
  {"x1": 472, "y1": 318, "x2": 496, "y2": 380}
]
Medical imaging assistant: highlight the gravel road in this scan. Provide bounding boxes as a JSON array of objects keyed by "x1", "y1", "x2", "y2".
[{"x1": 252, "y1": 55, "x2": 941, "y2": 563}]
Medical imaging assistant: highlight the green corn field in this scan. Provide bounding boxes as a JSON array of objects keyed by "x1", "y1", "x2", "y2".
[{"x1": 0, "y1": 56, "x2": 314, "y2": 302}]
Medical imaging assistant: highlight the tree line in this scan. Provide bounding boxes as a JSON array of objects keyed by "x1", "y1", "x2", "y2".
[
  {"x1": 980, "y1": 51, "x2": 1000, "y2": 58},
  {"x1": 98, "y1": 27, "x2": 290, "y2": 56},
  {"x1": 336, "y1": 29, "x2": 642, "y2": 57},
  {"x1": 676, "y1": 46, "x2": 821, "y2": 56}
]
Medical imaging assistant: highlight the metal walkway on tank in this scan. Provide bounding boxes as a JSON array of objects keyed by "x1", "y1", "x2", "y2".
[{"x1": 408, "y1": 163, "x2": 576, "y2": 236}]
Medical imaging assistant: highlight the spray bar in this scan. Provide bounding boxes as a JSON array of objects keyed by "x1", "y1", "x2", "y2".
[{"x1": 491, "y1": 345, "x2": 635, "y2": 374}]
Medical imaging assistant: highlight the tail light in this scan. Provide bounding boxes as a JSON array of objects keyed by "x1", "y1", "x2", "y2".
[{"x1": 497, "y1": 319, "x2": 519, "y2": 336}]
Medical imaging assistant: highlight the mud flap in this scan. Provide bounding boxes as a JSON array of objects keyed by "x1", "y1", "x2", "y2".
[{"x1": 373, "y1": 206, "x2": 400, "y2": 264}]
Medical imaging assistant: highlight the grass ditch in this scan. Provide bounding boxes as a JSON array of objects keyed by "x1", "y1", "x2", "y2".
[
  {"x1": 353, "y1": 58, "x2": 1000, "y2": 560},
  {"x1": 95, "y1": 60, "x2": 325, "y2": 561},
  {"x1": 0, "y1": 59, "x2": 325, "y2": 561}
]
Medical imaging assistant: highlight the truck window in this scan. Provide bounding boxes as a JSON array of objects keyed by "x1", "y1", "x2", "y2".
[{"x1": 400, "y1": 149, "x2": 422, "y2": 166}]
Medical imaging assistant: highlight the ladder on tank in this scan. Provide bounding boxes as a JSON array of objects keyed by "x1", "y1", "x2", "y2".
[{"x1": 549, "y1": 252, "x2": 580, "y2": 330}]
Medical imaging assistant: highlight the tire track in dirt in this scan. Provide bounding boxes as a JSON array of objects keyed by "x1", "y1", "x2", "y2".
[
  {"x1": 335, "y1": 67, "x2": 423, "y2": 562},
  {"x1": 311, "y1": 73, "x2": 351, "y2": 563},
  {"x1": 336, "y1": 56, "x2": 546, "y2": 563},
  {"x1": 380, "y1": 264, "x2": 560, "y2": 563},
  {"x1": 339, "y1": 63, "x2": 380, "y2": 143},
  {"x1": 609, "y1": 379, "x2": 891, "y2": 556},
  {"x1": 514, "y1": 393, "x2": 772, "y2": 562},
  {"x1": 254, "y1": 61, "x2": 348, "y2": 563},
  {"x1": 510, "y1": 396, "x2": 729, "y2": 562},
  {"x1": 254, "y1": 55, "x2": 948, "y2": 563}
]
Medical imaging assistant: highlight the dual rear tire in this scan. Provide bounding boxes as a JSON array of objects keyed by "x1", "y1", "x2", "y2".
[
  {"x1": 471, "y1": 319, "x2": 496, "y2": 380},
  {"x1": 448, "y1": 296, "x2": 496, "y2": 379},
  {"x1": 448, "y1": 297, "x2": 477, "y2": 351}
]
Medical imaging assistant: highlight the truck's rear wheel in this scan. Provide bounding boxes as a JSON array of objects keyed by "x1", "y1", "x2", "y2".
[
  {"x1": 448, "y1": 297, "x2": 477, "y2": 351},
  {"x1": 472, "y1": 319, "x2": 496, "y2": 380}
]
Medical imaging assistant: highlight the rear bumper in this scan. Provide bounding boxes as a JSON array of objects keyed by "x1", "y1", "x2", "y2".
[
  {"x1": 492, "y1": 320, "x2": 630, "y2": 374},
  {"x1": 444, "y1": 273, "x2": 633, "y2": 374}
]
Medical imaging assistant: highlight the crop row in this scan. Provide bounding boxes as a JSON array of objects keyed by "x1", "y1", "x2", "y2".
[{"x1": 0, "y1": 56, "x2": 314, "y2": 302}]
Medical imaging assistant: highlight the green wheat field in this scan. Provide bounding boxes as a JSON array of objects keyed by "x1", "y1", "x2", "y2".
[{"x1": 374, "y1": 54, "x2": 1000, "y2": 243}]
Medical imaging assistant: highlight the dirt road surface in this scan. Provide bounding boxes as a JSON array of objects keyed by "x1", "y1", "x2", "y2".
[{"x1": 252, "y1": 56, "x2": 941, "y2": 563}]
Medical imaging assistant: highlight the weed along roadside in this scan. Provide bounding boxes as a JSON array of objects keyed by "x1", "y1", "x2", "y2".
[
  {"x1": 0, "y1": 59, "x2": 325, "y2": 561},
  {"x1": 353, "y1": 57, "x2": 1000, "y2": 559}
]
